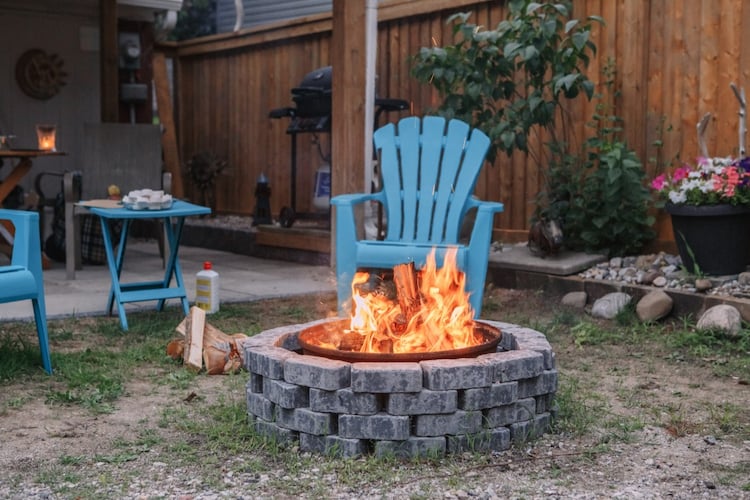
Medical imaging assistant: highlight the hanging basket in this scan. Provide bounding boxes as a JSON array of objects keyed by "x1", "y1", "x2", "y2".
[{"x1": 665, "y1": 203, "x2": 750, "y2": 275}]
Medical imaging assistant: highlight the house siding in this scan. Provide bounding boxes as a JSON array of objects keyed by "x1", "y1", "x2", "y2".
[{"x1": 216, "y1": 0, "x2": 332, "y2": 32}]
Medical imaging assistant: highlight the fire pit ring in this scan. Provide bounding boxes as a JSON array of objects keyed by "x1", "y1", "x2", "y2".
[
  {"x1": 297, "y1": 319, "x2": 502, "y2": 362},
  {"x1": 242, "y1": 318, "x2": 557, "y2": 459}
]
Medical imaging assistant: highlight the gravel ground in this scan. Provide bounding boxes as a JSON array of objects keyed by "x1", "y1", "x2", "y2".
[{"x1": 1, "y1": 289, "x2": 748, "y2": 499}]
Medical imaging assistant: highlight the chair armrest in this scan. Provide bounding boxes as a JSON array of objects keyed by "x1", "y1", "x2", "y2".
[
  {"x1": 332, "y1": 192, "x2": 384, "y2": 246},
  {"x1": 467, "y1": 198, "x2": 504, "y2": 251},
  {"x1": 331, "y1": 191, "x2": 383, "y2": 207},
  {"x1": 0, "y1": 209, "x2": 40, "y2": 272}
]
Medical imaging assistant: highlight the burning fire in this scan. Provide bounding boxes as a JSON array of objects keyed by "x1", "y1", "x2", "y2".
[{"x1": 339, "y1": 248, "x2": 483, "y2": 354}]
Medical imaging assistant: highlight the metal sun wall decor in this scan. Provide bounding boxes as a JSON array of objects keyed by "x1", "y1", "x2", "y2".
[{"x1": 15, "y1": 48, "x2": 67, "y2": 100}]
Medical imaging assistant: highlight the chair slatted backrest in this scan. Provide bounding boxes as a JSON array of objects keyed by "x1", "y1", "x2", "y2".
[{"x1": 374, "y1": 116, "x2": 491, "y2": 244}]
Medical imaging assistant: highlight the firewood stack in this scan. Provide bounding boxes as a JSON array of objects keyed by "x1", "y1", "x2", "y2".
[{"x1": 167, "y1": 306, "x2": 247, "y2": 375}]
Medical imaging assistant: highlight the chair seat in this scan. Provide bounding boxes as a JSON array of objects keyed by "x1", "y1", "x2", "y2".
[{"x1": 0, "y1": 267, "x2": 38, "y2": 301}]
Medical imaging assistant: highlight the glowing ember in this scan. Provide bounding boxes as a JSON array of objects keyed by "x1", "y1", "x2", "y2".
[{"x1": 335, "y1": 248, "x2": 483, "y2": 354}]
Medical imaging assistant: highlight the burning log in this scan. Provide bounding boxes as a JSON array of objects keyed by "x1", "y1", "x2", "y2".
[
  {"x1": 339, "y1": 332, "x2": 365, "y2": 351},
  {"x1": 393, "y1": 261, "x2": 421, "y2": 323}
]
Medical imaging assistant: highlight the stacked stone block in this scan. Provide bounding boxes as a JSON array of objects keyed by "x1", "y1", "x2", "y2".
[{"x1": 243, "y1": 319, "x2": 557, "y2": 458}]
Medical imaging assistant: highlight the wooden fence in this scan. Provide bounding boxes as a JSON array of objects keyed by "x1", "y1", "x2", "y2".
[{"x1": 163, "y1": 0, "x2": 750, "y2": 247}]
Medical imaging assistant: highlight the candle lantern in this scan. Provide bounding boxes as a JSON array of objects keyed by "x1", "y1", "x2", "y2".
[{"x1": 36, "y1": 124, "x2": 56, "y2": 151}]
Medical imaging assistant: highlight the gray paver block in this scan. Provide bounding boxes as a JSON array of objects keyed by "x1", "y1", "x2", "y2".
[
  {"x1": 446, "y1": 427, "x2": 511, "y2": 453},
  {"x1": 350, "y1": 362, "x2": 423, "y2": 393},
  {"x1": 253, "y1": 418, "x2": 299, "y2": 445},
  {"x1": 485, "y1": 398, "x2": 536, "y2": 428},
  {"x1": 459, "y1": 381, "x2": 518, "y2": 410},
  {"x1": 414, "y1": 410, "x2": 483, "y2": 437},
  {"x1": 421, "y1": 358, "x2": 492, "y2": 390},
  {"x1": 479, "y1": 350, "x2": 545, "y2": 382},
  {"x1": 517, "y1": 370, "x2": 558, "y2": 399},
  {"x1": 247, "y1": 372, "x2": 263, "y2": 394},
  {"x1": 338, "y1": 412, "x2": 410, "y2": 440},
  {"x1": 374, "y1": 437, "x2": 446, "y2": 458},
  {"x1": 275, "y1": 406, "x2": 335, "y2": 435},
  {"x1": 535, "y1": 393, "x2": 556, "y2": 414},
  {"x1": 299, "y1": 433, "x2": 368, "y2": 458},
  {"x1": 245, "y1": 346, "x2": 297, "y2": 379},
  {"x1": 309, "y1": 387, "x2": 379, "y2": 415},
  {"x1": 387, "y1": 389, "x2": 457, "y2": 415},
  {"x1": 263, "y1": 378, "x2": 309, "y2": 408},
  {"x1": 284, "y1": 355, "x2": 351, "y2": 390},
  {"x1": 246, "y1": 391, "x2": 275, "y2": 421}
]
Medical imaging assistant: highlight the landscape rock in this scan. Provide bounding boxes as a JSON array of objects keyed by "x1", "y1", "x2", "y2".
[
  {"x1": 636, "y1": 291, "x2": 673, "y2": 322},
  {"x1": 694, "y1": 278, "x2": 713, "y2": 292},
  {"x1": 640, "y1": 270, "x2": 661, "y2": 285},
  {"x1": 738, "y1": 272, "x2": 750, "y2": 286},
  {"x1": 652, "y1": 276, "x2": 668, "y2": 287},
  {"x1": 561, "y1": 291, "x2": 587, "y2": 309},
  {"x1": 591, "y1": 292, "x2": 632, "y2": 319},
  {"x1": 696, "y1": 305, "x2": 742, "y2": 337}
]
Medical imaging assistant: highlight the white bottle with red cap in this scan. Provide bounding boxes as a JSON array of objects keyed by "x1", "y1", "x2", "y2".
[{"x1": 195, "y1": 261, "x2": 220, "y2": 313}]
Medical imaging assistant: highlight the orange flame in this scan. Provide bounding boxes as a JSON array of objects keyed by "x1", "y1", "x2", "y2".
[{"x1": 344, "y1": 248, "x2": 481, "y2": 353}]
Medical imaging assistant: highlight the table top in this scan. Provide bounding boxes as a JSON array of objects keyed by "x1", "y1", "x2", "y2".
[
  {"x1": 0, "y1": 149, "x2": 66, "y2": 158},
  {"x1": 88, "y1": 199, "x2": 211, "y2": 219}
]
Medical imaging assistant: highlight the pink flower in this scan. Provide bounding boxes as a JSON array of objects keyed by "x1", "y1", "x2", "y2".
[
  {"x1": 651, "y1": 174, "x2": 666, "y2": 191},
  {"x1": 672, "y1": 166, "x2": 691, "y2": 182}
]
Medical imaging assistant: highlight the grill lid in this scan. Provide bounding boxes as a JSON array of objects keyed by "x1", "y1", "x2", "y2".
[{"x1": 291, "y1": 66, "x2": 332, "y2": 95}]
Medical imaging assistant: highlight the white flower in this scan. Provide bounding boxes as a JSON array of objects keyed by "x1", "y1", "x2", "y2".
[{"x1": 668, "y1": 190, "x2": 687, "y2": 204}]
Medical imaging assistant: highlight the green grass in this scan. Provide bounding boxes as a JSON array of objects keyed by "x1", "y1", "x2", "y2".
[{"x1": 1, "y1": 292, "x2": 749, "y2": 497}]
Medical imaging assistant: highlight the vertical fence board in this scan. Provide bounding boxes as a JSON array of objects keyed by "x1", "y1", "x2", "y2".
[{"x1": 166, "y1": 0, "x2": 750, "y2": 248}]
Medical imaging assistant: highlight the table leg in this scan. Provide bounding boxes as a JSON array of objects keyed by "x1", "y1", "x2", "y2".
[
  {"x1": 101, "y1": 217, "x2": 131, "y2": 330},
  {"x1": 0, "y1": 158, "x2": 32, "y2": 205},
  {"x1": 157, "y1": 216, "x2": 189, "y2": 315}
]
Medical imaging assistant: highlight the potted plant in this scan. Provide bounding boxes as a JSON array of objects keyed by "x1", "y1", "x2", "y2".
[{"x1": 651, "y1": 155, "x2": 750, "y2": 275}]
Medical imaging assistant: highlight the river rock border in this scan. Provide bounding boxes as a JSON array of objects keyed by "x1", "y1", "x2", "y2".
[{"x1": 242, "y1": 319, "x2": 557, "y2": 458}]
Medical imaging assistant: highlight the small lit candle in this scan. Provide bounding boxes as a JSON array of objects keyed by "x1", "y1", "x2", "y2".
[{"x1": 36, "y1": 124, "x2": 56, "y2": 151}]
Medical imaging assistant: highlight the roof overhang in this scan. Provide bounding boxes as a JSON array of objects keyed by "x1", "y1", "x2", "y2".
[{"x1": 0, "y1": 0, "x2": 183, "y2": 23}]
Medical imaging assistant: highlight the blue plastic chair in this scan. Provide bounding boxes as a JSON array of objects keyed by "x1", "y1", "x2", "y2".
[
  {"x1": 331, "y1": 116, "x2": 504, "y2": 318},
  {"x1": 0, "y1": 209, "x2": 52, "y2": 373}
]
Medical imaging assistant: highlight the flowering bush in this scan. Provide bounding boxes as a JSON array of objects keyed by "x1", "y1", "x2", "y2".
[{"x1": 651, "y1": 156, "x2": 750, "y2": 206}]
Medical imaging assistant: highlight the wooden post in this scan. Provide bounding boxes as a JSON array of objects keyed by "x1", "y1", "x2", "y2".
[
  {"x1": 100, "y1": 0, "x2": 119, "y2": 123},
  {"x1": 153, "y1": 52, "x2": 185, "y2": 198},
  {"x1": 331, "y1": 0, "x2": 370, "y2": 269}
]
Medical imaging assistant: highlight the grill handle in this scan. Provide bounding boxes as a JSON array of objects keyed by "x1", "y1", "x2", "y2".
[{"x1": 269, "y1": 107, "x2": 295, "y2": 119}]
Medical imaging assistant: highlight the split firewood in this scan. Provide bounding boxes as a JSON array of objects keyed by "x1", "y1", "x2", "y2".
[
  {"x1": 393, "y1": 262, "x2": 421, "y2": 320},
  {"x1": 168, "y1": 308, "x2": 247, "y2": 375},
  {"x1": 166, "y1": 338, "x2": 184, "y2": 360},
  {"x1": 175, "y1": 317, "x2": 187, "y2": 336},
  {"x1": 184, "y1": 306, "x2": 206, "y2": 373},
  {"x1": 203, "y1": 323, "x2": 247, "y2": 374}
]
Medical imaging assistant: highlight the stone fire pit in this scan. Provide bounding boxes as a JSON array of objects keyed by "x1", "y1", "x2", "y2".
[{"x1": 243, "y1": 318, "x2": 557, "y2": 458}]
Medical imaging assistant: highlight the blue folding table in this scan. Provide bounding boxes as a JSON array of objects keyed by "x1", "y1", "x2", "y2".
[{"x1": 88, "y1": 200, "x2": 211, "y2": 330}]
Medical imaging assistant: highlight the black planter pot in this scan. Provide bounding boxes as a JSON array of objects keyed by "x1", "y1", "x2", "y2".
[{"x1": 665, "y1": 203, "x2": 750, "y2": 275}]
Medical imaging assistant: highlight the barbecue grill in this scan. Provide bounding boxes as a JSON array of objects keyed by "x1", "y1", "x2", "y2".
[{"x1": 269, "y1": 66, "x2": 409, "y2": 227}]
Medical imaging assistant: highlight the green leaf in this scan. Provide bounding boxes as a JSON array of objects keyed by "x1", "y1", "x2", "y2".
[
  {"x1": 572, "y1": 31, "x2": 590, "y2": 51},
  {"x1": 526, "y1": 2, "x2": 543, "y2": 15},
  {"x1": 522, "y1": 45, "x2": 539, "y2": 61},
  {"x1": 503, "y1": 42, "x2": 522, "y2": 56},
  {"x1": 565, "y1": 19, "x2": 580, "y2": 33}
]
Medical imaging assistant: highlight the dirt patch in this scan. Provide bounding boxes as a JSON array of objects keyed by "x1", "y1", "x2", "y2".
[{"x1": 0, "y1": 289, "x2": 748, "y2": 498}]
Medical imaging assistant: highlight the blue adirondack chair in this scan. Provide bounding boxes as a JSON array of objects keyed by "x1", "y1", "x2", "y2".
[
  {"x1": 0, "y1": 209, "x2": 52, "y2": 374},
  {"x1": 331, "y1": 115, "x2": 504, "y2": 318}
]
